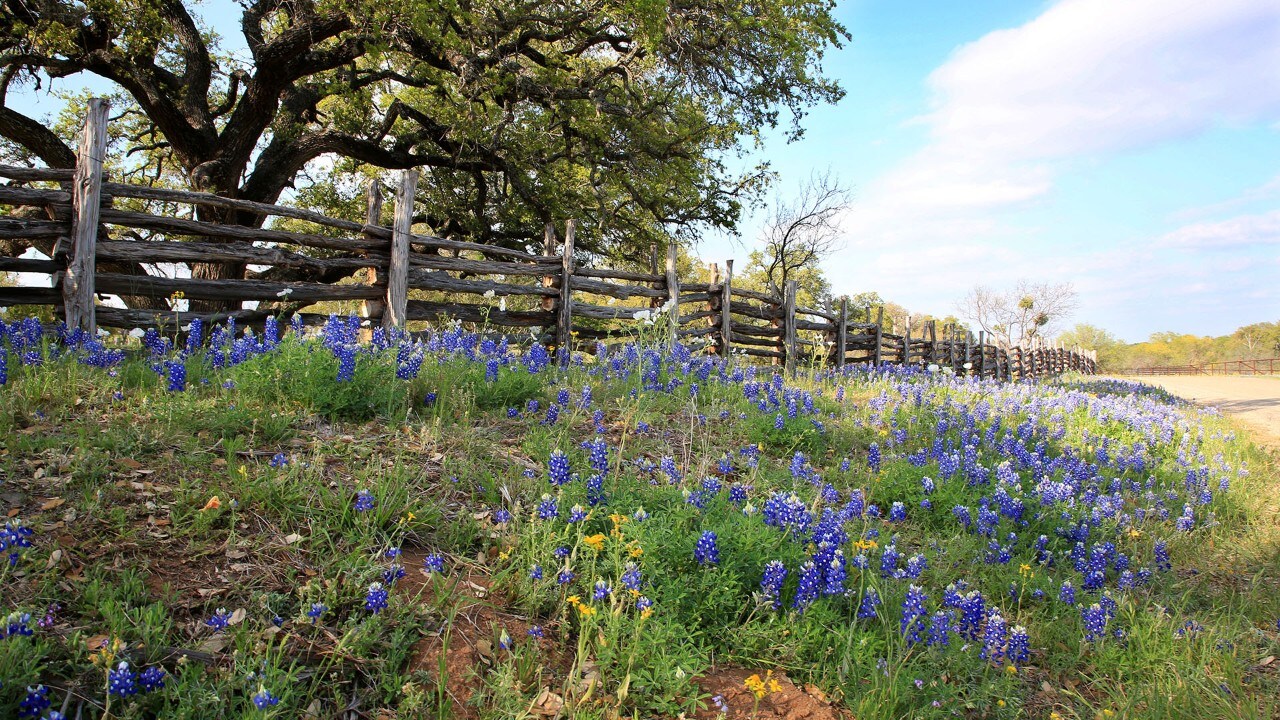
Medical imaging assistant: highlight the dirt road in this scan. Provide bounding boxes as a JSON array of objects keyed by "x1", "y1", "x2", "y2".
[{"x1": 1132, "y1": 375, "x2": 1280, "y2": 442}]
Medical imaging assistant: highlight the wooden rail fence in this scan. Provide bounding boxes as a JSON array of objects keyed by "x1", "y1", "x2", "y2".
[
  {"x1": 0, "y1": 101, "x2": 1096, "y2": 379},
  {"x1": 1130, "y1": 358, "x2": 1279, "y2": 376}
]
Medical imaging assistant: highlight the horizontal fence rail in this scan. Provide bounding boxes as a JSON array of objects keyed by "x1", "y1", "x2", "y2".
[
  {"x1": 1129, "y1": 358, "x2": 1279, "y2": 376},
  {"x1": 0, "y1": 101, "x2": 1097, "y2": 380}
]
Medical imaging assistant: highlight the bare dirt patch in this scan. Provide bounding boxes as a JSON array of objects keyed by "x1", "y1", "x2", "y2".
[{"x1": 694, "y1": 667, "x2": 843, "y2": 720}]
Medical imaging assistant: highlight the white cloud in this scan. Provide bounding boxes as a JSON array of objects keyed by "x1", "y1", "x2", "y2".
[
  {"x1": 823, "y1": 0, "x2": 1280, "y2": 338},
  {"x1": 1158, "y1": 210, "x2": 1280, "y2": 250}
]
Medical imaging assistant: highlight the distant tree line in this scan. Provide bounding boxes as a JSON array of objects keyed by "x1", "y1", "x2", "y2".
[{"x1": 1058, "y1": 321, "x2": 1280, "y2": 371}]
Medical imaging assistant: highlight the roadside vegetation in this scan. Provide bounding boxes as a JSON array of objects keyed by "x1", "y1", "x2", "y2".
[{"x1": 1, "y1": 315, "x2": 1278, "y2": 719}]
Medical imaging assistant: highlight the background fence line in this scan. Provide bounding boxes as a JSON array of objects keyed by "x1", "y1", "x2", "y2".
[{"x1": 0, "y1": 103, "x2": 1097, "y2": 379}]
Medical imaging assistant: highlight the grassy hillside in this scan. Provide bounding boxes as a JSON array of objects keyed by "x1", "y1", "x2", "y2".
[{"x1": 1, "y1": 315, "x2": 1278, "y2": 719}]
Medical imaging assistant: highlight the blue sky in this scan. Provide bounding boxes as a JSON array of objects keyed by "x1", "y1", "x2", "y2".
[
  {"x1": 9, "y1": 0, "x2": 1279, "y2": 341},
  {"x1": 703, "y1": 0, "x2": 1280, "y2": 341}
]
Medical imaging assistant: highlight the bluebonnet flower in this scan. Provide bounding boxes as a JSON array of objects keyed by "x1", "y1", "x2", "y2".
[
  {"x1": 543, "y1": 403, "x2": 560, "y2": 425},
  {"x1": 694, "y1": 531, "x2": 720, "y2": 565},
  {"x1": 621, "y1": 563, "x2": 643, "y2": 591},
  {"x1": 423, "y1": 553, "x2": 445, "y2": 574},
  {"x1": 636, "y1": 596, "x2": 653, "y2": 614},
  {"x1": 252, "y1": 686, "x2": 280, "y2": 709},
  {"x1": 889, "y1": 502, "x2": 906, "y2": 522},
  {"x1": 307, "y1": 603, "x2": 327, "y2": 623},
  {"x1": 592, "y1": 579, "x2": 612, "y2": 600},
  {"x1": 549, "y1": 451, "x2": 572, "y2": 486},
  {"x1": 530, "y1": 565, "x2": 544, "y2": 580},
  {"x1": 206, "y1": 608, "x2": 231, "y2": 632},
  {"x1": 108, "y1": 661, "x2": 139, "y2": 697},
  {"x1": 528, "y1": 626, "x2": 544, "y2": 638},
  {"x1": 354, "y1": 489, "x2": 375, "y2": 512},
  {"x1": 334, "y1": 344, "x2": 356, "y2": 382},
  {"x1": 659, "y1": 456, "x2": 681, "y2": 483},
  {"x1": 1154, "y1": 540, "x2": 1172, "y2": 572},
  {"x1": 900, "y1": 585, "x2": 928, "y2": 645},
  {"x1": 868, "y1": 443, "x2": 881, "y2": 472},
  {"x1": 139, "y1": 665, "x2": 166, "y2": 693},
  {"x1": 365, "y1": 583, "x2": 389, "y2": 613},
  {"x1": 568, "y1": 504, "x2": 588, "y2": 523},
  {"x1": 165, "y1": 359, "x2": 186, "y2": 392},
  {"x1": 792, "y1": 561, "x2": 821, "y2": 612},
  {"x1": 19, "y1": 685, "x2": 50, "y2": 718},
  {"x1": 536, "y1": 494, "x2": 559, "y2": 520},
  {"x1": 557, "y1": 569, "x2": 576, "y2": 585},
  {"x1": 928, "y1": 611, "x2": 953, "y2": 647},
  {"x1": 1059, "y1": 581, "x2": 1076, "y2": 606},
  {"x1": 382, "y1": 564, "x2": 406, "y2": 585},
  {"x1": 269, "y1": 453, "x2": 288, "y2": 467},
  {"x1": 4, "y1": 611, "x2": 33, "y2": 638},
  {"x1": 1082, "y1": 603, "x2": 1109, "y2": 642},
  {"x1": 762, "y1": 492, "x2": 812, "y2": 537},
  {"x1": 980, "y1": 610, "x2": 1008, "y2": 663},
  {"x1": 554, "y1": 545, "x2": 571, "y2": 559},
  {"x1": 494, "y1": 508, "x2": 512, "y2": 524},
  {"x1": 1008, "y1": 625, "x2": 1030, "y2": 665},
  {"x1": 424, "y1": 392, "x2": 437, "y2": 406},
  {"x1": 857, "y1": 588, "x2": 881, "y2": 619},
  {"x1": 760, "y1": 561, "x2": 787, "y2": 610}
]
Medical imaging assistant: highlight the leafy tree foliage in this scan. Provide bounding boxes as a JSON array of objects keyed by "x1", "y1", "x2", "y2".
[{"x1": 0, "y1": 0, "x2": 848, "y2": 304}]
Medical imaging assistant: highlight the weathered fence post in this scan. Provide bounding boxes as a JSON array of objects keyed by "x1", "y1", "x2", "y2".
[
  {"x1": 902, "y1": 315, "x2": 912, "y2": 366},
  {"x1": 384, "y1": 169, "x2": 417, "y2": 328},
  {"x1": 928, "y1": 321, "x2": 938, "y2": 365},
  {"x1": 873, "y1": 306, "x2": 884, "y2": 366},
  {"x1": 707, "y1": 263, "x2": 722, "y2": 355},
  {"x1": 556, "y1": 219, "x2": 576, "y2": 350},
  {"x1": 948, "y1": 324, "x2": 958, "y2": 371},
  {"x1": 665, "y1": 243, "x2": 680, "y2": 347},
  {"x1": 783, "y1": 280, "x2": 798, "y2": 378},
  {"x1": 719, "y1": 259, "x2": 733, "y2": 359},
  {"x1": 977, "y1": 331, "x2": 987, "y2": 378},
  {"x1": 835, "y1": 297, "x2": 848, "y2": 370},
  {"x1": 540, "y1": 224, "x2": 558, "y2": 345},
  {"x1": 963, "y1": 332, "x2": 972, "y2": 374},
  {"x1": 359, "y1": 180, "x2": 384, "y2": 322},
  {"x1": 64, "y1": 97, "x2": 109, "y2": 333}
]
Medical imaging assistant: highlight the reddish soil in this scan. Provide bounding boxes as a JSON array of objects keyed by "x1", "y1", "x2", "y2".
[{"x1": 694, "y1": 667, "x2": 843, "y2": 720}]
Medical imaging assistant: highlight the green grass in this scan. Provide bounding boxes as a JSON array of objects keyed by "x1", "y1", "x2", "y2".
[{"x1": 0, "y1": 332, "x2": 1278, "y2": 719}]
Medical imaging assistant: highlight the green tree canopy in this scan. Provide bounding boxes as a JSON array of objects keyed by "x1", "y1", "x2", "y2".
[{"x1": 0, "y1": 0, "x2": 848, "y2": 301}]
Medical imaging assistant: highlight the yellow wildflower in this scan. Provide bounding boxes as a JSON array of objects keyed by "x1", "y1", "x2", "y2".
[
  {"x1": 577, "y1": 604, "x2": 596, "y2": 618},
  {"x1": 566, "y1": 595, "x2": 581, "y2": 606},
  {"x1": 744, "y1": 674, "x2": 766, "y2": 699},
  {"x1": 583, "y1": 534, "x2": 606, "y2": 552},
  {"x1": 1005, "y1": 664, "x2": 1017, "y2": 675},
  {"x1": 628, "y1": 544, "x2": 644, "y2": 558}
]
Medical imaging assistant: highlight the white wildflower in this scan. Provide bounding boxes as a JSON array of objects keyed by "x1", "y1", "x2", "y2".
[
  {"x1": 276, "y1": 288, "x2": 293, "y2": 298},
  {"x1": 128, "y1": 328, "x2": 146, "y2": 339}
]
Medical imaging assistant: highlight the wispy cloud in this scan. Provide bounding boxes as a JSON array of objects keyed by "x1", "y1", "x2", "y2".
[
  {"x1": 824, "y1": 0, "x2": 1280, "y2": 337},
  {"x1": 1158, "y1": 210, "x2": 1280, "y2": 250}
]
